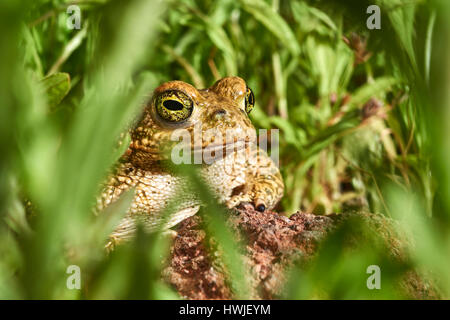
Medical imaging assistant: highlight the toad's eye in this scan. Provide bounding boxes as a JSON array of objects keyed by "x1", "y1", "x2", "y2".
[
  {"x1": 154, "y1": 90, "x2": 193, "y2": 122},
  {"x1": 245, "y1": 86, "x2": 255, "y2": 114}
]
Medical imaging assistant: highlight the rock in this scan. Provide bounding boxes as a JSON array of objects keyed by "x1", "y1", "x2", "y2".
[{"x1": 162, "y1": 204, "x2": 441, "y2": 299}]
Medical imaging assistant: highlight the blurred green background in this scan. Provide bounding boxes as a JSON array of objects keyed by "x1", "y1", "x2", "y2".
[{"x1": 0, "y1": 0, "x2": 448, "y2": 299}]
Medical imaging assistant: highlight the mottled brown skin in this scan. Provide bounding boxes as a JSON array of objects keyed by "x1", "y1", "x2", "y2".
[{"x1": 99, "y1": 77, "x2": 284, "y2": 248}]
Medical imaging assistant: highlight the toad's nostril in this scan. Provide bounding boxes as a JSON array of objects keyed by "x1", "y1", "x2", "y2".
[{"x1": 214, "y1": 109, "x2": 227, "y2": 118}]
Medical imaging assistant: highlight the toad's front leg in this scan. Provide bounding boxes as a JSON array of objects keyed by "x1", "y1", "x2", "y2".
[
  {"x1": 226, "y1": 148, "x2": 284, "y2": 212},
  {"x1": 251, "y1": 148, "x2": 284, "y2": 211}
]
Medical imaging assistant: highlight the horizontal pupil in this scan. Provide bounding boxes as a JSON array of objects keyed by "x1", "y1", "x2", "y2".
[
  {"x1": 248, "y1": 93, "x2": 254, "y2": 105},
  {"x1": 163, "y1": 99, "x2": 184, "y2": 111}
]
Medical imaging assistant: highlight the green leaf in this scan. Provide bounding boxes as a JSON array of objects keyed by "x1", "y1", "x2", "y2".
[
  {"x1": 291, "y1": 1, "x2": 337, "y2": 34},
  {"x1": 305, "y1": 36, "x2": 353, "y2": 97},
  {"x1": 270, "y1": 116, "x2": 302, "y2": 149},
  {"x1": 204, "y1": 22, "x2": 237, "y2": 75},
  {"x1": 350, "y1": 77, "x2": 396, "y2": 108},
  {"x1": 377, "y1": 0, "x2": 418, "y2": 73},
  {"x1": 240, "y1": 0, "x2": 300, "y2": 56},
  {"x1": 40, "y1": 72, "x2": 71, "y2": 110}
]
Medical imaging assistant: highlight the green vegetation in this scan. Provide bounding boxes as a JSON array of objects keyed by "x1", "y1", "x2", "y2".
[{"x1": 0, "y1": 0, "x2": 448, "y2": 299}]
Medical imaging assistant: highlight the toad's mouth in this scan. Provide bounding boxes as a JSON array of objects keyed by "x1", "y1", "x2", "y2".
[
  {"x1": 154, "y1": 139, "x2": 256, "y2": 162},
  {"x1": 192, "y1": 139, "x2": 253, "y2": 154},
  {"x1": 130, "y1": 137, "x2": 256, "y2": 162}
]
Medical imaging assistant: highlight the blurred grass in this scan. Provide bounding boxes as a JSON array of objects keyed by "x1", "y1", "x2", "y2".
[{"x1": 0, "y1": 0, "x2": 448, "y2": 299}]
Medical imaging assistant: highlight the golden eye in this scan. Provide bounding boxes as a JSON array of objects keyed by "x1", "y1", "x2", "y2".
[
  {"x1": 155, "y1": 90, "x2": 193, "y2": 122},
  {"x1": 245, "y1": 86, "x2": 255, "y2": 114}
]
